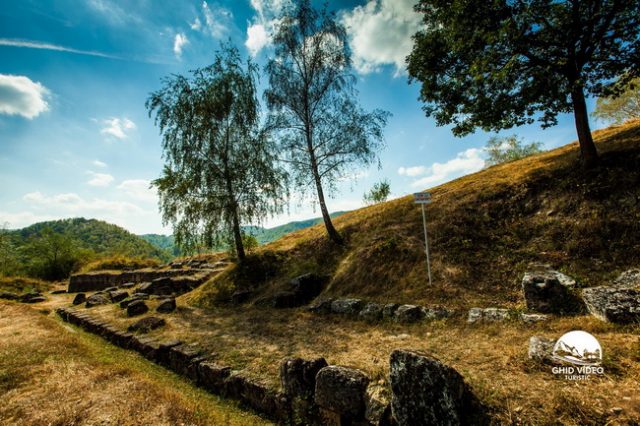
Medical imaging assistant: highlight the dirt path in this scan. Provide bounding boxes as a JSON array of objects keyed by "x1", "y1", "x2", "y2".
[{"x1": 0, "y1": 301, "x2": 272, "y2": 426}]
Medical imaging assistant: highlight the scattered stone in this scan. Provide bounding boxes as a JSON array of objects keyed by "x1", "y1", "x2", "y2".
[
  {"x1": 611, "y1": 407, "x2": 624, "y2": 415},
  {"x1": 315, "y1": 366, "x2": 370, "y2": 419},
  {"x1": 280, "y1": 357, "x2": 328, "y2": 400},
  {"x1": 127, "y1": 299, "x2": 149, "y2": 317},
  {"x1": 467, "y1": 308, "x2": 510, "y2": 324},
  {"x1": 72, "y1": 293, "x2": 86, "y2": 305},
  {"x1": 359, "y1": 302, "x2": 384, "y2": 322},
  {"x1": 382, "y1": 303, "x2": 399, "y2": 320},
  {"x1": 170, "y1": 262, "x2": 183, "y2": 269},
  {"x1": 528, "y1": 336, "x2": 556, "y2": 364},
  {"x1": 0, "y1": 291, "x2": 19, "y2": 301},
  {"x1": 119, "y1": 295, "x2": 147, "y2": 309},
  {"x1": 390, "y1": 349, "x2": 481, "y2": 426},
  {"x1": 582, "y1": 287, "x2": 640, "y2": 324},
  {"x1": 120, "y1": 282, "x2": 136, "y2": 289},
  {"x1": 422, "y1": 306, "x2": 452, "y2": 320},
  {"x1": 522, "y1": 268, "x2": 583, "y2": 314},
  {"x1": 330, "y1": 299, "x2": 364, "y2": 315},
  {"x1": 22, "y1": 295, "x2": 47, "y2": 303},
  {"x1": 520, "y1": 313, "x2": 548, "y2": 324},
  {"x1": 85, "y1": 293, "x2": 110, "y2": 308},
  {"x1": 613, "y1": 269, "x2": 640, "y2": 288},
  {"x1": 307, "y1": 298, "x2": 334, "y2": 314},
  {"x1": 394, "y1": 305, "x2": 425, "y2": 323},
  {"x1": 50, "y1": 289, "x2": 67, "y2": 294},
  {"x1": 104, "y1": 286, "x2": 118, "y2": 292},
  {"x1": 156, "y1": 297, "x2": 177, "y2": 313},
  {"x1": 137, "y1": 282, "x2": 153, "y2": 294},
  {"x1": 128, "y1": 316, "x2": 166, "y2": 333},
  {"x1": 108, "y1": 290, "x2": 129, "y2": 303}
]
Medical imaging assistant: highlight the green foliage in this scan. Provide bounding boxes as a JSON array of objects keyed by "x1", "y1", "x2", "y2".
[
  {"x1": 1, "y1": 218, "x2": 169, "y2": 280},
  {"x1": 363, "y1": 180, "x2": 391, "y2": 205},
  {"x1": 593, "y1": 78, "x2": 640, "y2": 124},
  {"x1": 147, "y1": 44, "x2": 287, "y2": 262},
  {"x1": 407, "y1": 0, "x2": 640, "y2": 166},
  {"x1": 485, "y1": 135, "x2": 544, "y2": 166},
  {"x1": 265, "y1": 0, "x2": 390, "y2": 243},
  {"x1": 139, "y1": 234, "x2": 180, "y2": 256}
]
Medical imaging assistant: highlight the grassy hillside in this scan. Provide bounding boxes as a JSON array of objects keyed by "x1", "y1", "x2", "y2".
[
  {"x1": 2, "y1": 218, "x2": 170, "y2": 278},
  {"x1": 190, "y1": 120, "x2": 640, "y2": 310}
]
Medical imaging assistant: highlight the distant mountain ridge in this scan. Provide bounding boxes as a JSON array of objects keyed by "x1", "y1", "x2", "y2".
[{"x1": 140, "y1": 211, "x2": 347, "y2": 254}]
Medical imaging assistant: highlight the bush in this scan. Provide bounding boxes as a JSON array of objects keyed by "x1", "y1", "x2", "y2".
[{"x1": 485, "y1": 135, "x2": 543, "y2": 166}]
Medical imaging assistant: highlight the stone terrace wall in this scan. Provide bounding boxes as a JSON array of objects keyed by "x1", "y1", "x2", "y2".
[{"x1": 68, "y1": 269, "x2": 215, "y2": 293}]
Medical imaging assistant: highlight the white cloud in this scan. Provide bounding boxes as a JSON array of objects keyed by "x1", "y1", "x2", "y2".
[
  {"x1": 173, "y1": 33, "x2": 188, "y2": 58},
  {"x1": 92, "y1": 160, "x2": 107, "y2": 168},
  {"x1": 198, "y1": 1, "x2": 232, "y2": 38},
  {"x1": 407, "y1": 148, "x2": 485, "y2": 188},
  {"x1": 190, "y1": 17, "x2": 202, "y2": 31},
  {"x1": 244, "y1": 0, "x2": 289, "y2": 56},
  {"x1": 22, "y1": 191, "x2": 144, "y2": 216},
  {"x1": 0, "y1": 74, "x2": 50, "y2": 119},
  {"x1": 87, "y1": 172, "x2": 114, "y2": 187},
  {"x1": 245, "y1": 23, "x2": 270, "y2": 56},
  {"x1": 0, "y1": 211, "x2": 57, "y2": 229},
  {"x1": 100, "y1": 117, "x2": 136, "y2": 140},
  {"x1": 341, "y1": 0, "x2": 422, "y2": 75},
  {"x1": 398, "y1": 165, "x2": 427, "y2": 177},
  {"x1": 118, "y1": 179, "x2": 157, "y2": 203}
]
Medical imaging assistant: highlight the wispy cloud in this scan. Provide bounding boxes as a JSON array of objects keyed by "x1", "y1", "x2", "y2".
[
  {"x1": 173, "y1": 33, "x2": 188, "y2": 58},
  {"x1": 100, "y1": 117, "x2": 136, "y2": 140},
  {"x1": 87, "y1": 171, "x2": 114, "y2": 187},
  {"x1": 0, "y1": 38, "x2": 121, "y2": 60}
]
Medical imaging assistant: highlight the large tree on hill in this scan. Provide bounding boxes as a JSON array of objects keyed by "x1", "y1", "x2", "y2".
[
  {"x1": 147, "y1": 45, "x2": 287, "y2": 262},
  {"x1": 407, "y1": 0, "x2": 640, "y2": 168},
  {"x1": 265, "y1": 0, "x2": 390, "y2": 244}
]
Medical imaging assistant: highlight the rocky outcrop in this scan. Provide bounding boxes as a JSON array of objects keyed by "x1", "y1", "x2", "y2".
[
  {"x1": 389, "y1": 349, "x2": 483, "y2": 426},
  {"x1": 582, "y1": 287, "x2": 640, "y2": 324},
  {"x1": 528, "y1": 336, "x2": 556, "y2": 364},
  {"x1": 128, "y1": 316, "x2": 166, "y2": 333},
  {"x1": 522, "y1": 267, "x2": 583, "y2": 314},
  {"x1": 315, "y1": 365, "x2": 370, "y2": 421}
]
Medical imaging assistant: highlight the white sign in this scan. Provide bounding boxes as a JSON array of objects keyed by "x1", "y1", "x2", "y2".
[{"x1": 413, "y1": 192, "x2": 432, "y2": 204}]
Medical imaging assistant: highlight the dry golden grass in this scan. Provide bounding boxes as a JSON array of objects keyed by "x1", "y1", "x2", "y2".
[
  {"x1": 0, "y1": 276, "x2": 53, "y2": 294},
  {"x1": 0, "y1": 301, "x2": 272, "y2": 426},
  {"x1": 79, "y1": 255, "x2": 161, "y2": 273},
  {"x1": 62, "y1": 291, "x2": 640, "y2": 426},
  {"x1": 188, "y1": 119, "x2": 640, "y2": 310}
]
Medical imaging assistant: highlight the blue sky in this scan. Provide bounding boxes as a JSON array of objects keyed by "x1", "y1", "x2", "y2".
[{"x1": 0, "y1": 0, "x2": 604, "y2": 234}]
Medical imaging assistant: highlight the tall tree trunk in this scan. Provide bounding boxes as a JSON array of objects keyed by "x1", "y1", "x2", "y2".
[
  {"x1": 308, "y1": 141, "x2": 343, "y2": 245},
  {"x1": 571, "y1": 85, "x2": 599, "y2": 168},
  {"x1": 230, "y1": 205, "x2": 245, "y2": 263}
]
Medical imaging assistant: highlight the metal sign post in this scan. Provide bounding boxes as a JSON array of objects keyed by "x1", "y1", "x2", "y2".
[{"x1": 414, "y1": 192, "x2": 432, "y2": 285}]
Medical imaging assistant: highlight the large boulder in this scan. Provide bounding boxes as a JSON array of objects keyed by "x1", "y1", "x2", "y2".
[
  {"x1": 128, "y1": 316, "x2": 166, "y2": 333},
  {"x1": 85, "y1": 293, "x2": 110, "y2": 308},
  {"x1": 613, "y1": 269, "x2": 640, "y2": 288},
  {"x1": 315, "y1": 366, "x2": 370, "y2": 419},
  {"x1": 280, "y1": 357, "x2": 328, "y2": 400},
  {"x1": 156, "y1": 297, "x2": 177, "y2": 313},
  {"x1": 330, "y1": 299, "x2": 364, "y2": 316},
  {"x1": 394, "y1": 305, "x2": 425, "y2": 323},
  {"x1": 72, "y1": 293, "x2": 86, "y2": 305},
  {"x1": 582, "y1": 287, "x2": 640, "y2": 324},
  {"x1": 522, "y1": 268, "x2": 582, "y2": 314},
  {"x1": 127, "y1": 299, "x2": 149, "y2": 317},
  {"x1": 389, "y1": 349, "x2": 482, "y2": 426}
]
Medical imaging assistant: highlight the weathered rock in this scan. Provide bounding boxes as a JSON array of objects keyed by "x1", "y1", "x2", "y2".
[
  {"x1": 394, "y1": 305, "x2": 425, "y2": 323},
  {"x1": 582, "y1": 287, "x2": 640, "y2": 324},
  {"x1": 528, "y1": 336, "x2": 556, "y2": 363},
  {"x1": 127, "y1": 299, "x2": 149, "y2": 317},
  {"x1": 307, "y1": 298, "x2": 334, "y2": 314},
  {"x1": 422, "y1": 306, "x2": 452, "y2": 320},
  {"x1": 522, "y1": 268, "x2": 582, "y2": 314},
  {"x1": 467, "y1": 308, "x2": 510, "y2": 324},
  {"x1": 85, "y1": 293, "x2": 110, "y2": 308},
  {"x1": 613, "y1": 269, "x2": 640, "y2": 288},
  {"x1": 168, "y1": 344, "x2": 203, "y2": 376},
  {"x1": 364, "y1": 384, "x2": 392, "y2": 426},
  {"x1": 280, "y1": 357, "x2": 328, "y2": 400},
  {"x1": 120, "y1": 282, "x2": 136, "y2": 289},
  {"x1": 198, "y1": 361, "x2": 231, "y2": 392},
  {"x1": 520, "y1": 313, "x2": 548, "y2": 324},
  {"x1": 137, "y1": 282, "x2": 153, "y2": 294},
  {"x1": 359, "y1": 302, "x2": 384, "y2": 322},
  {"x1": 72, "y1": 293, "x2": 86, "y2": 305},
  {"x1": 315, "y1": 366, "x2": 370, "y2": 419},
  {"x1": 156, "y1": 297, "x2": 176, "y2": 313},
  {"x1": 108, "y1": 289, "x2": 129, "y2": 303},
  {"x1": 104, "y1": 286, "x2": 118, "y2": 292},
  {"x1": 278, "y1": 273, "x2": 327, "y2": 307},
  {"x1": 330, "y1": 299, "x2": 364, "y2": 315},
  {"x1": 0, "y1": 291, "x2": 19, "y2": 301},
  {"x1": 119, "y1": 295, "x2": 146, "y2": 309},
  {"x1": 390, "y1": 349, "x2": 481, "y2": 426},
  {"x1": 50, "y1": 289, "x2": 67, "y2": 295},
  {"x1": 382, "y1": 303, "x2": 399, "y2": 320},
  {"x1": 128, "y1": 316, "x2": 166, "y2": 333},
  {"x1": 22, "y1": 295, "x2": 47, "y2": 303}
]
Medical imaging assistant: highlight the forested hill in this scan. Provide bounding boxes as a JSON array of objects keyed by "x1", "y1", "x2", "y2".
[{"x1": 7, "y1": 218, "x2": 169, "y2": 261}]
